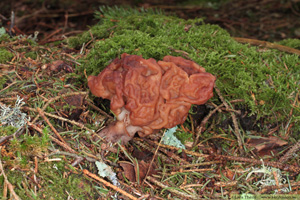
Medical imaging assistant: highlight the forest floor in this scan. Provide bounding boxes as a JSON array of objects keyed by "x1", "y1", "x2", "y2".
[{"x1": 0, "y1": 0, "x2": 300, "y2": 199}]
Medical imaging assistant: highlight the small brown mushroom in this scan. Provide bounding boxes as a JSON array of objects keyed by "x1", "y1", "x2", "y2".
[{"x1": 88, "y1": 53, "x2": 215, "y2": 144}]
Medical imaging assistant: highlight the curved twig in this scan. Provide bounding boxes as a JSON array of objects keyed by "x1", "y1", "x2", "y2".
[{"x1": 234, "y1": 37, "x2": 300, "y2": 56}]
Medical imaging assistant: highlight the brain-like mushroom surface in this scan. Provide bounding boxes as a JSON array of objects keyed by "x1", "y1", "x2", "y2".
[{"x1": 88, "y1": 53, "x2": 216, "y2": 144}]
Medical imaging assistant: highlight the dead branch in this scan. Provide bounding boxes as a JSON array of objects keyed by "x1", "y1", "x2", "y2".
[
  {"x1": 234, "y1": 37, "x2": 300, "y2": 56},
  {"x1": 0, "y1": 147, "x2": 21, "y2": 200},
  {"x1": 83, "y1": 169, "x2": 138, "y2": 200}
]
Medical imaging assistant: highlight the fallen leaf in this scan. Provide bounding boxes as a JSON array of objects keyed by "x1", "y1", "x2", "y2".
[
  {"x1": 119, "y1": 161, "x2": 135, "y2": 182},
  {"x1": 246, "y1": 136, "x2": 287, "y2": 156},
  {"x1": 221, "y1": 167, "x2": 235, "y2": 180},
  {"x1": 119, "y1": 160, "x2": 157, "y2": 183},
  {"x1": 64, "y1": 94, "x2": 84, "y2": 107},
  {"x1": 48, "y1": 60, "x2": 73, "y2": 73}
]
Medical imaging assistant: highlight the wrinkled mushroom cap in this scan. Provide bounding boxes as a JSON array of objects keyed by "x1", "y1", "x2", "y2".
[{"x1": 88, "y1": 53, "x2": 215, "y2": 143}]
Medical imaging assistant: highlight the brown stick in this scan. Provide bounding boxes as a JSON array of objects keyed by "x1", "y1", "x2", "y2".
[
  {"x1": 215, "y1": 154, "x2": 300, "y2": 173},
  {"x1": 24, "y1": 106, "x2": 94, "y2": 133},
  {"x1": 146, "y1": 176, "x2": 200, "y2": 200},
  {"x1": 27, "y1": 121, "x2": 77, "y2": 154},
  {"x1": 31, "y1": 91, "x2": 88, "y2": 124},
  {"x1": 279, "y1": 139, "x2": 300, "y2": 163},
  {"x1": 214, "y1": 86, "x2": 243, "y2": 150},
  {"x1": 0, "y1": 127, "x2": 25, "y2": 145},
  {"x1": 82, "y1": 169, "x2": 138, "y2": 200},
  {"x1": 234, "y1": 37, "x2": 300, "y2": 56},
  {"x1": 0, "y1": 147, "x2": 21, "y2": 200},
  {"x1": 150, "y1": 140, "x2": 209, "y2": 158},
  {"x1": 37, "y1": 107, "x2": 66, "y2": 143},
  {"x1": 193, "y1": 99, "x2": 244, "y2": 147}
]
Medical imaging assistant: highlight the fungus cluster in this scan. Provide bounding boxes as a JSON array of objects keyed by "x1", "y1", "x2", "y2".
[{"x1": 88, "y1": 53, "x2": 216, "y2": 144}]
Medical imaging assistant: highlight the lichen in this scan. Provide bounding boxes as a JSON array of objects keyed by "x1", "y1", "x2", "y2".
[{"x1": 0, "y1": 96, "x2": 29, "y2": 128}]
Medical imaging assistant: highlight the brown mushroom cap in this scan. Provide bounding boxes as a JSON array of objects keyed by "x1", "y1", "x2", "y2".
[{"x1": 88, "y1": 53, "x2": 216, "y2": 143}]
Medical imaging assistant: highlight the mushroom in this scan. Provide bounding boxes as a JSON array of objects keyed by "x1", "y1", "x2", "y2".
[{"x1": 88, "y1": 53, "x2": 216, "y2": 144}]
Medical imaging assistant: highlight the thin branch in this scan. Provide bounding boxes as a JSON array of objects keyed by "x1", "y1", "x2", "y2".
[
  {"x1": 215, "y1": 154, "x2": 300, "y2": 173},
  {"x1": 149, "y1": 140, "x2": 209, "y2": 158},
  {"x1": 234, "y1": 37, "x2": 300, "y2": 56},
  {"x1": 0, "y1": 127, "x2": 25, "y2": 145},
  {"x1": 279, "y1": 139, "x2": 300, "y2": 163},
  {"x1": 24, "y1": 106, "x2": 94, "y2": 134},
  {"x1": 214, "y1": 86, "x2": 243, "y2": 150},
  {"x1": 0, "y1": 147, "x2": 21, "y2": 200},
  {"x1": 30, "y1": 91, "x2": 88, "y2": 124},
  {"x1": 37, "y1": 107, "x2": 66, "y2": 143},
  {"x1": 193, "y1": 99, "x2": 244, "y2": 146},
  {"x1": 82, "y1": 169, "x2": 138, "y2": 200},
  {"x1": 146, "y1": 176, "x2": 200, "y2": 200},
  {"x1": 85, "y1": 98, "x2": 113, "y2": 120},
  {"x1": 27, "y1": 121, "x2": 77, "y2": 154}
]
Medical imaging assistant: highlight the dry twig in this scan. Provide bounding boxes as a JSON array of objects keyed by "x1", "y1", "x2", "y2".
[
  {"x1": 214, "y1": 86, "x2": 243, "y2": 150},
  {"x1": 31, "y1": 91, "x2": 88, "y2": 124},
  {"x1": 215, "y1": 154, "x2": 300, "y2": 173},
  {"x1": 279, "y1": 139, "x2": 300, "y2": 163},
  {"x1": 27, "y1": 121, "x2": 77, "y2": 154},
  {"x1": 151, "y1": 140, "x2": 210, "y2": 159},
  {"x1": 37, "y1": 107, "x2": 66, "y2": 143},
  {"x1": 0, "y1": 147, "x2": 21, "y2": 200},
  {"x1": 234, "y1": 37, "x2": 300, "y2": 56},
  {"x1": 82, "y1": 169, "x2": 138, "y2": 200},
  {"x1": 0, "y1": 127, "x2": 25, "y2": 145},
  {"x1": 24, "y1": 106, "x2": 94, "y2": 133},
  {"x1": 193, "y1": 99, "x2": 244, "y2": 146},
  {"x1": 146, "y1": 176, "x2": 201, "y2": 200}
]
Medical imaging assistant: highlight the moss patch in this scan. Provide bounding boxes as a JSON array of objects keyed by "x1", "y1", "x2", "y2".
[
  {"x1": 277, "y1": 38, "x2": 300, "y2": 50},
  {"x1": 0, "y1": 129, "x2": 97, "y2": 199},
  {"x1": 0, "y1": 161, "x2": 97, "y2": 199},
  {"x1": 68, "y1": 7, "x2": 300, "y2": 137},
  {"x1": 0, "y1": 47, "x2": 13, "y2": 63},
  {"x1": 0, "y1": 126, "x2": 18, "y2": 136}
]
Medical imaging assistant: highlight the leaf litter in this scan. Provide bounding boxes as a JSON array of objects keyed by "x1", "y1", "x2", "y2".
[{"x1": 0, "y1": 6, "x2": 299, "y2": 200}]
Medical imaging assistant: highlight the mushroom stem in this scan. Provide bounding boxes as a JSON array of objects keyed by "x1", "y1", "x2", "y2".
[{"x1": 94, "y1": 110, "x2": 142, "y2": 144}]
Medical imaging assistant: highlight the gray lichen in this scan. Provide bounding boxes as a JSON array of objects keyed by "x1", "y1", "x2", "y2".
[{"x1": 0, "y1": 96, "x2": 29, "y2": 128}]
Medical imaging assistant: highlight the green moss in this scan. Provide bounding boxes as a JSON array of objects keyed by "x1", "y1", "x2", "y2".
[
  {"x1": 69, "y1": 7, "x2": 300, "y2": 137},
  {"x1": 0, "y1": 127, "x2": 97, "y2": 199},
  {"x1": 175, "y1": 130, "x2": 193, "y2": 144},
  {"x1": 25, "y1": 51, "x2": 37, "y2": 59},
  {"x1": 0, "y1": 47, "x2": 13, "y2": 63},
  {"x1": 0, "y1": 126, "x2": 18, "y2": 136},
  {"x1": 0, "y1": 76, "x2": 7, "y2": 90},
  {"x1": 34, "y1": 162, "x2": 96, "y2": 199},
  {"x1": 0, "y1": 162, "x2": 97, "y2": 199},
  {"x1": 0, "y1": 34, "x2": 10, "y2": 42},
  {"x1": 6, "y1": 129, "x2": 50, "y2": 169},
  {"x1": 277, "y1": 38, "x2": 300, "y2": 50}
]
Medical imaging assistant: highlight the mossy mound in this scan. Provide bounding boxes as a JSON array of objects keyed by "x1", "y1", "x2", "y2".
[
  {"x1": 0, "y1": 130, "x2": 97, "y2": 199},
  {"x1": 0, "y1": 47, "x2": 14, "y2": 63},
  {"x1": 68, "y1": 7, "x2": 300, "y2": 137},
  {"x1": 277, "y1": 38, "x2": 300, "y2": 50}
]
